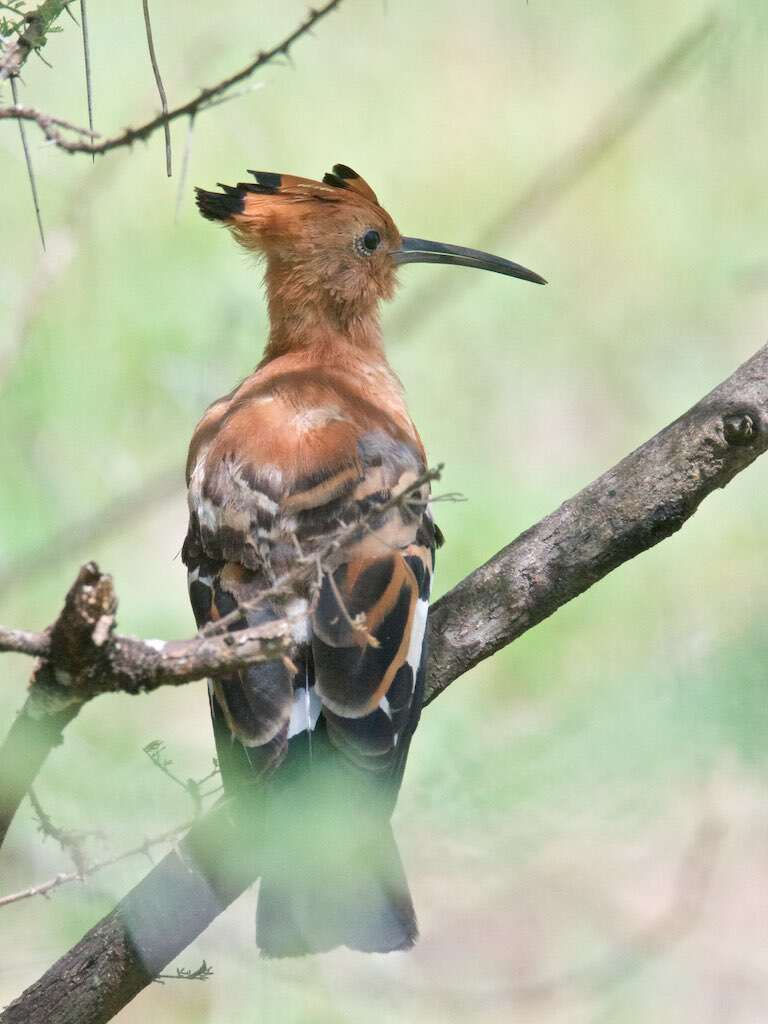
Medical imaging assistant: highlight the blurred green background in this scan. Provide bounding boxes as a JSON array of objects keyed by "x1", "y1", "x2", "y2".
[{"x1": 2, "y1": 1, "x2": 768, "y2": 1020}]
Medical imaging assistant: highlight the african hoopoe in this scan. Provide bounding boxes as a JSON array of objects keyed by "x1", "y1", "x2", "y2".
[{"x1": 185, "y1": 164, "x2": 545, "y2": 956}]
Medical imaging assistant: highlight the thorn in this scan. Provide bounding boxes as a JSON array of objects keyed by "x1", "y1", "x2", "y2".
[
  {"x1": 79, "y1": 0, "x2": 94, "y2": 163},
  {"x1": 10, "y1": 76, "x2": 45, "y2": 251},
  {"x1": 141, "y1": 0, "x2": 172, "y2": 176}
]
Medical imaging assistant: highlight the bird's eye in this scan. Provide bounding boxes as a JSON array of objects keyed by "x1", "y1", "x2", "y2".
[{"x1": 357, "y1": 229, "x2": 381, "y2": 255}]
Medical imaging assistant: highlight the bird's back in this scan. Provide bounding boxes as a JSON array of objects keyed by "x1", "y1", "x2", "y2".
[{"x1": 182, "y1": 342, "x2": 439, "y2": 954}]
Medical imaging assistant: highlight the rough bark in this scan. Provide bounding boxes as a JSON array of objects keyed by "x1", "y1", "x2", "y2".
[
  {"x1": 425, "y1": 343, "x2": 768, "y2": 702},
  {"x1": 2, "y1": 340, "x2": 768, "y2": 1023},
  {"x1": 0, "y1": 802, "x2": 256, "y2": 1024}
]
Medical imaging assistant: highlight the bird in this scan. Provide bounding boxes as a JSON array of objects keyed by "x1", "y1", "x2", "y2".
[{"x1": 184, "y1": 164, "x2": 545, "y2": 957}]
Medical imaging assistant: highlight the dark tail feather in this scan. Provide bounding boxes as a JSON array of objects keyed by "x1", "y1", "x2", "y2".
[{"x1": 256, "y1": 821, "x2": 417, "y2": 957}]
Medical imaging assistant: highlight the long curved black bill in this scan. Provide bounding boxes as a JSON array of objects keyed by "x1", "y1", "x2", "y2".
[{"x1": 393, "y1": 236, "x2": 546, "y2": 285}]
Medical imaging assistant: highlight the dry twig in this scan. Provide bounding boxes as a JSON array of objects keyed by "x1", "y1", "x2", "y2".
[
  {"x1": 0, "y1": 1, "x2": 343, "y2": 156},
  {"x1": 0, "y1": 335, "x2": 765, "y2": 1024},
  {"x1": 0, "y1": 13, "x2": 712, "y2": 586}
]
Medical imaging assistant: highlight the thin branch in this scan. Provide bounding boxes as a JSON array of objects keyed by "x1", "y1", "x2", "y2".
[
  {"x1": 142, "y1": 741, "x2": 219, "y2": 816},
  {"x1": 0, "y1": 474, "x2": 439, "y2": 847},
  {"x1": 0, "y1": 819, "x2": 193, "y2": 908},
  {"x1": 79, "y1": 0, "x2": 94, "y2": 161},
  {"x1": 0, "y1": 9, "x2": 713, "y2": 585},
  {"x1": 0, "y1": 800, "x2": 258, "y2": 1024},
  {"x1": 10, "y1": 76, "x2": 45, "y2": 250},
  {"x1": 140, "y1": 0, "x2": 170, "y2": 176},
  {"x1": 0, "y1": 0, "x2": 76, "y2": 82},
  {"x1": 0, "y1": 0, "x2": 344, "y2": 155},
  {"x1": 0, "y1": 101, "x2": 95, "y2": 136},
  {"x1": 0, "y1": 13, "x2": 709, "y2": 583},
  {"x1": 0, "y1": 333, "x2": 766, "y2": 1019},
  {"x1": 0, "y1": 336, "x2": 766, "y2": 858},
  {"x1": 0, "y1": 571, "x2": 297, "y2": 686},
  {"x1": 28, "y1": 787, "x2": 93, "y2": 875}
]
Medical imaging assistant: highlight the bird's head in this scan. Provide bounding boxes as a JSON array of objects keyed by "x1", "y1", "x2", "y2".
[{"x1": 195, "y1": 164, "x2": 545, "y2": 350}]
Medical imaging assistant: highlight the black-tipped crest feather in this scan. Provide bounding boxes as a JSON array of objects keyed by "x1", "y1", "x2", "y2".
[{"x1": 195, "y1": 176, "x2": 279, "y2": 221}]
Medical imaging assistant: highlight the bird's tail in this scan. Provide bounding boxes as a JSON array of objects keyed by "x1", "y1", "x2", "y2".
[{"x1": 256, "y1": 817, "x2": 417, "y2": 957}]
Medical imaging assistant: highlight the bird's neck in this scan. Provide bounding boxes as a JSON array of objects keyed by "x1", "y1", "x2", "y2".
[{"x1": 262, "y1": 262, "x2": 384, "y2": 363}]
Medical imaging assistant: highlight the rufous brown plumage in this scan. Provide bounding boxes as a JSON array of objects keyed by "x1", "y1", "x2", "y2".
[{"x1": 185, "y1": 164, "x2": 544, "y2": 956}]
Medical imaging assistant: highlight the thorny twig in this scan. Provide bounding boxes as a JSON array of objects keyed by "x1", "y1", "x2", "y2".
[
  {"x1": 143, "y1": 741, "x2": 220, "y2": 816},
  {"x1": 0, "y1": 467, "x2": 442, "y2": 670},
  {"x1": 0, "y1": 0, "x2": 344, "y2": 155},
  {"x1": 0, "y1": 742, "x2": 220, "y2": 909},
  {"x1": 28, "y1": 787, "x2": 94, "y2": 876},
  {"x1": 2, "y1": 333, "x2": 768, "y2": 1020},
  {"x1": 0, "y1": 0, "x2": 77, "y2": 82},
  {"x1": 0, "y1": 819, "x2": 193, "y2": 908},
  {"x1": 0, "y1": 14, "x2": 711, "y2": 585}
]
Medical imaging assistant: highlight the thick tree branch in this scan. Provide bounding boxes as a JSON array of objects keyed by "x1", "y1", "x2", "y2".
[
  {"x1": 0, "y1": 801, "x2": 256, "y2": 1024},
  {"x1": 424, "y1": 344, "x2": 768, "y2": 702},
  {"x1": 0, "y1": 0, "x2": 343, "y2": 154},
  {"x1": 0, "y1": 470, "x2": 440, "y2": 848},
  {"x1": 1, "y1": 339, "x2": 768, "y2": 1022}
]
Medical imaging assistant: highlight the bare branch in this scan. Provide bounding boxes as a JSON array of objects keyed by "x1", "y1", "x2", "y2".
[
  {"x1": 0, "y1": 13, "x2": 712, "y2": 581},
  {"x1": 0, "y1": 337, "x2": 767, "y2": 1019},
  {"x1": 0, "y1": 800, "x2": 255, "y2": 1024},
  {"x1": 0, "y1": 101, "x2": 95, "y2": 136},
  {"x1": 0, "y1": 819, "x2": 193, "y2": 909},
  {"x1": 0, "y1": 0, "x2": 344, "y2": 156},
  {"x1": 0, "y1": 567, "x2": 296, "y2": 689},
  {"x1": 140, "y1": 0, "x2": 170, "y2": 175},
  {"x1": 10, "y1": 77, "x2": 45, "y2": 250},
  {"x1": 0, "y1": 0, "x2": 76, "y2": 82},
  {"x1": 0, "y1": 335, "x2": 766, "y2": 853},
  {"x1": 0, "y1": 474, "x2": 438, "y2": 847}
]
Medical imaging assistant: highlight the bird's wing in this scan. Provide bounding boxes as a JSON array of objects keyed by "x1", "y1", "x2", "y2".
[{"x1": 183, "y1": 362, "x2": 439, "y2": 787}]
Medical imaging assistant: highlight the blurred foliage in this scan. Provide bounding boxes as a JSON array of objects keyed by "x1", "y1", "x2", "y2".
[{"x1": 2, "y1": 1, "x2": 768, "y2": 1021}]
